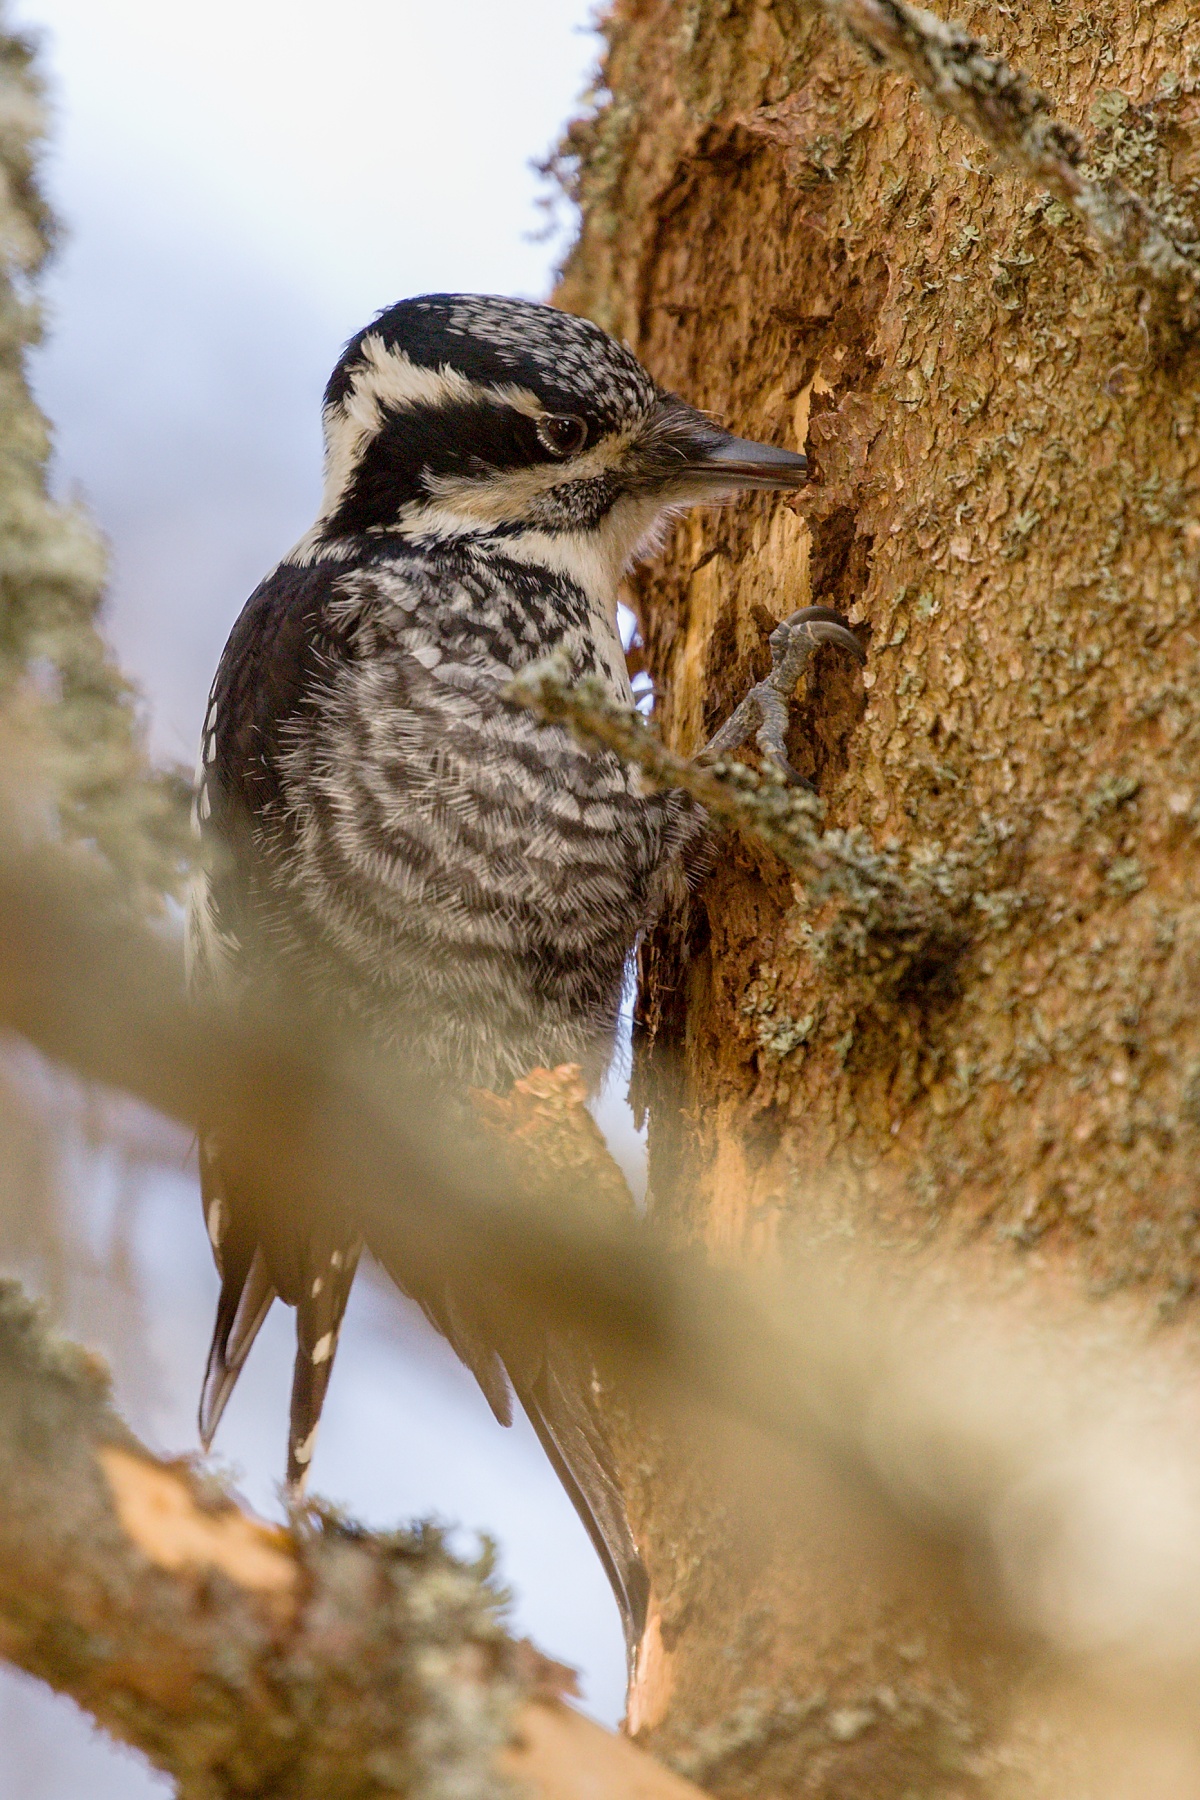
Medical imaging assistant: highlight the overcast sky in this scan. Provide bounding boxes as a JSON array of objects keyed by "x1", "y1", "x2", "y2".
[
  {"x1": 0, "y1": 5, "x2": 642, "y2": 1793},
  {"x1": 18, "y1": 0, "x2": 602, "y2": 763}
]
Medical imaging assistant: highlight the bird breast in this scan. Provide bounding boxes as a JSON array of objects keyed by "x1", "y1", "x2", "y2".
[{"x1": 258, "y1": 552, "x2": 693, "y2": 1087}]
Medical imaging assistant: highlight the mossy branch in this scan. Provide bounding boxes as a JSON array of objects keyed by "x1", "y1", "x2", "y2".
[
  {"x1": 818, "y1": 0, "x2": 1200, "y2": 335},
  {"x1": 0, "y1": 19, "x2": 192, "y2": 906},
  {"x1": 0, "y1": 1274, "x2": 711, "y2": 1800},
  {"x1": 0, "y1": 1278, "x2": 525, "y2": 1800},
  {"x1": 506, "y1": 655, "x2": 967, "y2": 1002}
]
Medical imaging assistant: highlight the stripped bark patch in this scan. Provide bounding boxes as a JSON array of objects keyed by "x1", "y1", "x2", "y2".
[{"x1": 98, "y1": 1446, "x2": 298, "y2": 1604}]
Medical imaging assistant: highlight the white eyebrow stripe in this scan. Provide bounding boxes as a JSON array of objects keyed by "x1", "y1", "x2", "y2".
[
  {"x1": 348, "y1": 336, "x2": 542, "y2": 425},
  {"x1": 347, "y1": 336, "x2": 473, "y2": 420},
  {"x1": 317, "y1": 338, "x2": 544, "y2": 522}
]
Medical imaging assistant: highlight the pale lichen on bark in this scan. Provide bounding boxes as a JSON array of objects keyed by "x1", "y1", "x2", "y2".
[
  {"x1": 819, "y1": 0, "x2": 1200, "y2": 335},
  {"x1": 0, "y1": 7, "x2": 189, "y2": 903}
]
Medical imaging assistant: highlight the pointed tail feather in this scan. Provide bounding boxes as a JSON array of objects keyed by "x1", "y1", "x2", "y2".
[
  {"x1": 199, "y1": 1246, "x2": 277, "y2": 1450},
  {"x1": 286, "y1": 1238, "x2": 362, "y2": 1490},
  {"x1": 513, "y1": 1345, "x2": 650, "y2": 1676},
  {"x1": 438, "y1": 1286, "x2": 513, "y2": 1427}
]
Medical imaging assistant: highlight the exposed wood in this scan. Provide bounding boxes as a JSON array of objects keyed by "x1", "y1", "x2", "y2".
[
  {"x1": 504, "y1": 1699, "x2": 708, "y2": 1800},
  {"x1": 98, "y1": 1448, "x2": 298, "y2": 1603}
]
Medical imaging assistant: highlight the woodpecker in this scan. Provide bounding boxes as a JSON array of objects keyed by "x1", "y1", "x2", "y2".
[{"x1": 189, "y1": 293, "x2": 861, "y2": 1662}]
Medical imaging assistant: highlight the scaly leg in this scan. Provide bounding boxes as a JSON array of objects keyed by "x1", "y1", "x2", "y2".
[{"x1": 698, "y1": 605, "x2": 865, "y2": 785}]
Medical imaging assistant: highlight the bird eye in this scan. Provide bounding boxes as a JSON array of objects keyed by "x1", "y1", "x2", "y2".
[{"x1": 537, "y1": 414, "x2": 588, "y2": 458}]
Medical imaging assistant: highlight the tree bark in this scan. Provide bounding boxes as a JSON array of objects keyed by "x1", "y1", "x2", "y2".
[{"x1": 557, "y1": 0, "x2": 1200, "y2": 1791}]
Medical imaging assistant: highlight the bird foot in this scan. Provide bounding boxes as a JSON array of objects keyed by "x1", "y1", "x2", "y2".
[{"x1": 696, "y1": 605, "x2": 865, "y2": 786}]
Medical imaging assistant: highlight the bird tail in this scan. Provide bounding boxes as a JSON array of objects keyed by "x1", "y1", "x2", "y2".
[
  {"x1": 198, "y1": 1136, "x2": 360, "y2": 1488},
  {"x1": 199, "y1": 1244, "x2": 277, "y2": 1450},
  {"x1": 198, "y1": 1138, "x2": 278, "y2": 1450},
  {"x1": 512, "y1": 1341, "x2": 650, "y2": 1677},
  {"x1": 287, "y1": 1238, "x2": 361, "y2": 1489}
]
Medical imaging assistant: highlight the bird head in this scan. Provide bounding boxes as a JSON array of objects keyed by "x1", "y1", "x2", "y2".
[{"x1": 307, "y1": 294, "x2": 807, "y2": 595}]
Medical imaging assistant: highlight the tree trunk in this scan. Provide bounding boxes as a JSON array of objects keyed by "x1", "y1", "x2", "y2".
[{"x1": 558, "y1": 2, "x2": 1200, "y2": 1792}]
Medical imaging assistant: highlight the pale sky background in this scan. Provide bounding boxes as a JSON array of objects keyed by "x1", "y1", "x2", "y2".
[{"x1": 0, "y1": 4, "x2": 648, "y2": 1793}]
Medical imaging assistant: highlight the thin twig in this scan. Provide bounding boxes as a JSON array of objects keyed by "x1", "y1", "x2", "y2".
[
  {"x1": 510, "y1": 655, "x2": 831, "y2": 867},
  {"x1": 505, "y1": 655, "x2": 967, "y2": 996},
  {"x1": 823, "y1": 0, "x2": 1200, "y2": 333}
]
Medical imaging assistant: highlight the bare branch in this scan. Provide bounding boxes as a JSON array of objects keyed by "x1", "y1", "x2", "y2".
[{"x1": 821, "y1": 0, "x2": 1200, "y2": 334}]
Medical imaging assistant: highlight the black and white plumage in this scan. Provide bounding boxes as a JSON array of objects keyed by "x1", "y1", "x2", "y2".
[{"x1": 188, "y1": 293, "x2": 813, "y2": 1660}]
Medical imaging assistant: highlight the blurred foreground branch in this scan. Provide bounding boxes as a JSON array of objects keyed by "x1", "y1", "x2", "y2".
[
  {"x1": 0, "y1": 1277, "x2": 707, "y2": 1800},
  {"x1": 7, "y1": 799, "x2": 1200, "y2": 1782},
  {"x1": 0, "y1": 25, "x2": 191, "y2": 902},
  {"x1": 0, "y1": 803, "x2": 962, "y2": 1511}
]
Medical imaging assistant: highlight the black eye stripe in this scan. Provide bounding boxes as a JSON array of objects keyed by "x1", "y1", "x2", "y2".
[{"x1": 326, "y1": 401, "x2": 601, "y2": 536}]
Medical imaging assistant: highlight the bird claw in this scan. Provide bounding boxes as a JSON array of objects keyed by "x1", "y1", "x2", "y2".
[{"x1": 696, "y1": 605, "x2": 865, "y2": 786}]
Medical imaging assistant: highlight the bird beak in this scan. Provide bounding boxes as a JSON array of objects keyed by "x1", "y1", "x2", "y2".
[
  {"x1": 645, "y1": 400, "x2": 808, "y2": 496},
  {"x1": 685, "y1": 432, "x2": 808, "y2": 491}
]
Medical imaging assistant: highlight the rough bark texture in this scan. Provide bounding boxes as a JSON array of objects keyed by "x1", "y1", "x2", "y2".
[{"x1": 557, "y1": 0, "x2": 1200, "y2": 1792}]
